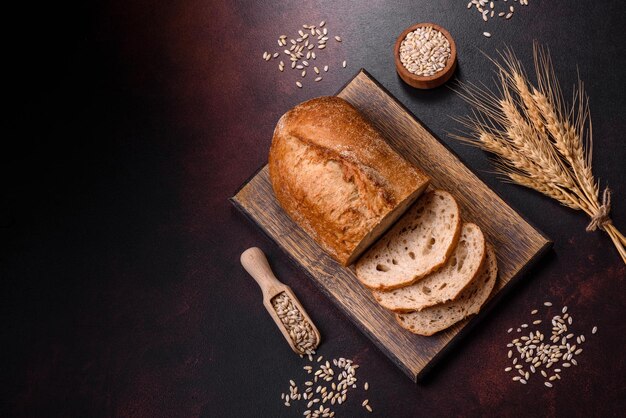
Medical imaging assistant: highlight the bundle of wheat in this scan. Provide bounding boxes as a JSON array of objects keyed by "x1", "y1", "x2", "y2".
[{"x1": 453, "y1": 43, "x2": 625, "y2": 263}]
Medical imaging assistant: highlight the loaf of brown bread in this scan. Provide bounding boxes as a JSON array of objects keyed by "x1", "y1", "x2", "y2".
[{"x1": 268, "y1": 96, "x2": 430, "y2": 266}]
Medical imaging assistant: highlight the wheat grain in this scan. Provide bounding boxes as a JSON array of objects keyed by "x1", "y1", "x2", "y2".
[{"x1": 399, "y1": 26, "x2": 451, "y2": 76}]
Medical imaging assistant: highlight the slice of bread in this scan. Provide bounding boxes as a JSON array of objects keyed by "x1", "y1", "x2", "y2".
[
  {"x1": 395, "y1": 245, "x2": 498, "y2": 336},
  {"x1": 355, "y1": 190, "x2": 461, "y2": 290},
  {"x1": 372, "y1": 223, "x2": 486, "y2": 312}
]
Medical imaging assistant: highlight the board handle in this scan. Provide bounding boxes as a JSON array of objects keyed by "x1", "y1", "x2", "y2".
[{"x1": 240, "y1": 247, "x2": 283, "y2": 298}]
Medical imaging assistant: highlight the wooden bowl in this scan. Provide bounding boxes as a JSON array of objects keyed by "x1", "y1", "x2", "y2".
[{"x1": 394, "y1": 23, "x2": 457, "y2": 89}]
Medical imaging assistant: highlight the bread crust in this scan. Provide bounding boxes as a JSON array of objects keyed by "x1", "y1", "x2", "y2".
[{"x1": 269, "y1": 96, "x2": 429, "y2": 266}]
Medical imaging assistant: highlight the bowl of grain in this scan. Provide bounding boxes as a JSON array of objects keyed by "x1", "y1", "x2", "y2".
[{"x1": 394, "y1": 23, "x2": 457, "y2": 89}]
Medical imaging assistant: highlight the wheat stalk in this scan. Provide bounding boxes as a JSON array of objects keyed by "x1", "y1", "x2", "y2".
[{"x1": 453, "y1": 43, "x2": 625, "y2": 263}]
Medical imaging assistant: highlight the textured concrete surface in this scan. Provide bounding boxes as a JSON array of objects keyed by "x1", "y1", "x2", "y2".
[{"x1": 2, "y1": 0, "x2": 625, "y2": 416}]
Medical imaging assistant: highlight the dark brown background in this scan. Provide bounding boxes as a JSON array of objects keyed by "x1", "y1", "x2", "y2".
[{"x1": 3, "y1": 0, "x2": 625, "y2": 417}]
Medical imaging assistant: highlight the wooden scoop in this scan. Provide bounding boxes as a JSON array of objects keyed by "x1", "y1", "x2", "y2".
[{"x1": 240, "y1": 247, "x2": 321, "y2": 354}]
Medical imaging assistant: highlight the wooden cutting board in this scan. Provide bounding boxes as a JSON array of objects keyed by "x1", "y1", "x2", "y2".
[{"x1": 231, "y1": 69, "x2": 551, "y2": 381}]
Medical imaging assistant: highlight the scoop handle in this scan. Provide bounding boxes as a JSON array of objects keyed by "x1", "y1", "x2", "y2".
[{"x1": 240, "y1": 247, "x2": 283, "y2": 298}]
